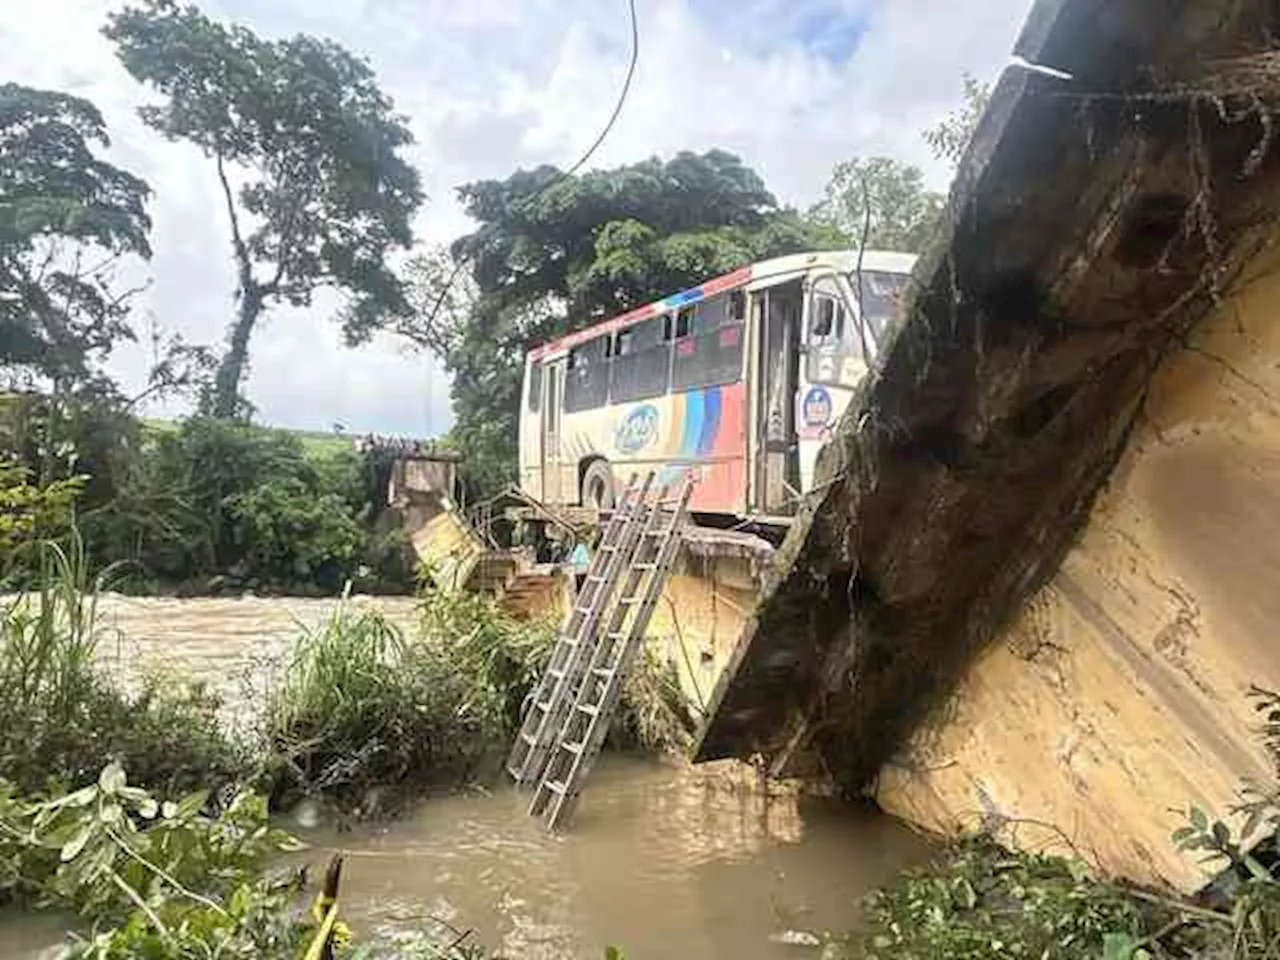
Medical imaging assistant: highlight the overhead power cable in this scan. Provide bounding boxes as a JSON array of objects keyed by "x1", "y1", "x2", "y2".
[{"x1": 419, "y1": 0, "x2": 641, "y2": 350}]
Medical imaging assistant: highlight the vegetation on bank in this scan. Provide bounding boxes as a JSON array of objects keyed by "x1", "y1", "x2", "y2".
[
  {"x1": 2, "y1": 398, "x2": 416, "y2": 596},
  {"x1": 0, "y1": 535, "x2": 683, "y2": 956},
  {"x1": 814, "y1": 692, "x2": 1280, "y2": 960}
]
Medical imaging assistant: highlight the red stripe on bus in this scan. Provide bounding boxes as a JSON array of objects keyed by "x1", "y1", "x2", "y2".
[{"x1": 527, "y1": 264, "x2": 755, "y2": 362}]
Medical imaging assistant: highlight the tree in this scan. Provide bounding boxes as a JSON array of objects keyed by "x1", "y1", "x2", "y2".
[
  {"x1": 808, "y1": 156, "x2": 944, "y2": 255},
  {"x1": 925, "y1": 73, "x2": 992, "y2": 167},
  {"x1": 405, "y1": 150, "x2": 837, "y2": 495},
  {"x1": 105, "y1": 0, "x2": 424, "y2": 419},
  {"x1": 0, "y1": 84, "x2": 152, "y2": 392}
]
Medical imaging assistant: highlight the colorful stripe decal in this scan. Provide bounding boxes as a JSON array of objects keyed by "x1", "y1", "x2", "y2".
[{"x1": 529, "y1": 266, "x2": 753, "y2": 360}]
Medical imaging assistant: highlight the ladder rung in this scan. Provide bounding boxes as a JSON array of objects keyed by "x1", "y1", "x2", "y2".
[
  {"x1": 577, "y1": 703, "x2": 600, "y2": 716},
  {"x1": 546, "y1": 780, "x2": 568, "y2": 795},
  {"x1": 633, "y1": 563, "x2": 656, "y2": 571},
  {"x1": 585, "y1": 574, "x2": 606, "y2": 584},
  {"x1": 521, "y1": 732, "x2": 537, "y2": 744},
  {"x1": 562, "y1": 741, "x2": 584, "y2": 755},
  {"x1": 591, "y1": 667, "x2": 613, "y2": 679}
]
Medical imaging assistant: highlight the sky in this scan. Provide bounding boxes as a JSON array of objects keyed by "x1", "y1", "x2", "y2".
[{"x1": 2, "y1": 0, "x2": 1037, "y2": 438}]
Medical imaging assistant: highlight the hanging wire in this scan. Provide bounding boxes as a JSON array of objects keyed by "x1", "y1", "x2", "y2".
[{"x1": 418, "y1": 0, "x2": 641, "y2": 340}]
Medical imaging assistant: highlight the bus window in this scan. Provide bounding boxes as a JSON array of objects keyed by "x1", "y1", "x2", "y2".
[
  {"x1": 806, "y1": 279, "x2": 862, "y2": 388},
  {"x1": 527, "y1": 361, "x2": 542, "y2": 413},
  {"x1": 565, "y1": 335, "x2": 610, "y2": 412},
  {"x1": 673, "y1": 292, "x2": 745, "y2": 391},
  {"x1": 859, "y1": 270, "x2": 911, "y2": 338},
  {"x1": 610, "y1": 316, "x2": 670, "y2": 403}
]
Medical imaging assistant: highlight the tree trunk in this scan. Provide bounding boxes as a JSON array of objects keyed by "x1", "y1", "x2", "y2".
[{"x1": 211, "y1": 287, "x2": 262, "y2": 419}]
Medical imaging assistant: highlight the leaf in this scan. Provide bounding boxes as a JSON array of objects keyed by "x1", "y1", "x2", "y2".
[
  {"x1": 98, "y1": 762, "x2": 126, "y2": 795},
  {"x1": 175, "y1": 790, "x2": 209, "y2": 820},
  {"x1": 1170, "y1": 826, "x2": 1195, "y2": 844},
  {"x1": 59, "y1": 822, "x2": 95, "y2": 862},
  {"x1": 953, "y1": 877, "x2": 978, "y2": 910},
  {"x1": 136, "y1": 797, "x2": 158, "y2": 820},
  {"x1": 98, "y1": 801, "x2": 122, "y2": 825},
  {"x1": 1211, "y1": 821, "x2": 1231, "y2": 846},
  {"x1": 1189, "y1": 806, "x2": 1208, "y2": 831},
  {"x1": 161, "y1": 801, "x2": 178, "y2": 819},
  {"x1": 1102, "y1": 931, "x2": 1143, "y2": 960}
]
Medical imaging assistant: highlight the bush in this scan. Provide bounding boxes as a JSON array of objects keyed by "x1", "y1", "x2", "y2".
[
  {"x1": 0, "y1": 537, "x2": 244, "y2": 798},
  {"x1": 264, "y1": 590, "x2": 553, "y2": 814},
  {"x1": 85, "y1": 416, "x2": 408, "y2": 594}
]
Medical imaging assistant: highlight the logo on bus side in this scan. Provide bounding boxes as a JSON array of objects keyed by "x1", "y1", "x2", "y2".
[
  {"x1": 615, "y1": 404, "x2": 659, "y2": 454},
  {"x1": 801, "y1": 386, "x2": 833, "y2": 430}
]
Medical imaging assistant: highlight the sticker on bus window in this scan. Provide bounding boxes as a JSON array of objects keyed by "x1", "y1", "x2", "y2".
[
  {"x1": 719, "y1": 326, "x2": 741, "y2": 347},
  {"x1": 801, "y1": 386, "x2": 833, "y2": 430}
]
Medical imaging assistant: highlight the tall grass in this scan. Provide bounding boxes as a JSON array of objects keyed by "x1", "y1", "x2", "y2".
[
  {"x1": 264, "y1": 589, "x2": 555, "y2": 814},
  {"x1": 0, "y1": 534, "x2": 243, "y2": 797},
  {"x1": 264, "y1": 586, "x2": 700, "y2": 815}
]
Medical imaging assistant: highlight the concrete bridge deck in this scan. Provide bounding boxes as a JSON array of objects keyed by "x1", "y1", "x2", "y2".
[{"x1": 695, "y1": 0, "x2": 1280, "y2": 814}]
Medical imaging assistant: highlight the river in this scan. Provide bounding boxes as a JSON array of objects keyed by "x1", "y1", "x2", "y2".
[{"x1": 0, "y1": 595, "x2": 933, "y2": 958}]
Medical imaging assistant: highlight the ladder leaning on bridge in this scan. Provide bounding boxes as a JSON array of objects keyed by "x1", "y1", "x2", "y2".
[{"x1": 505, "y1": 470, "x2": 693, "y2": 830}]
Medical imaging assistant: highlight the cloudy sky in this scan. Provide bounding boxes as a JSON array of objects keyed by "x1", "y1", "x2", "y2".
[{"x1": 3, "y1": 0, "x2": 1035, "y2": 437}]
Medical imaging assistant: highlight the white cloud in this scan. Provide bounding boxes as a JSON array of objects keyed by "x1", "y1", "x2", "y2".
[{"x1": 2, "y1": 0, "x2": 1033, "y2": 437}]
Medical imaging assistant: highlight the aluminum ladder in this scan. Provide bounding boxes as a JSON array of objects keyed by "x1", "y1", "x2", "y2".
[
  {"x1": 506, "y1": 473, "x2": 652, "y2": 788},
  {"x1": 528, "y1": 472, "x2": 694, "y2": 830}
]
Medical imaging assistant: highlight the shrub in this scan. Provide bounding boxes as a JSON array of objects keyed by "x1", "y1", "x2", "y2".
[
  {"x1": 0, "y1": 762, "x2": 312, "y2": 958},
  {"x1": 85, "y1": 416, "x2": 400, "y2": 594},
  {"x1": 264, "y1": 591, "x2": 553, "y2": 814},
  {"x1": 0, "y1": 537, "x2": 243, "y2": 798}
]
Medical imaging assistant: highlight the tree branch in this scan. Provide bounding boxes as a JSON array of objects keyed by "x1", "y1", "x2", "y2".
[{"x1": 214, "y1": 150, "x2": 255, "y2": 294}]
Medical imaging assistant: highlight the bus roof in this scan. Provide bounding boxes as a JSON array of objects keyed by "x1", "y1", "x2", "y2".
[{"x1": 527, "y1": 248, "x2": 917, "y2": 362}]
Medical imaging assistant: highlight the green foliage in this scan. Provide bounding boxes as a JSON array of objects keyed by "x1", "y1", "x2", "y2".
[
  {"x1": 809, "y1": 156, "x2": 943, "y2": 255},
  {"x1": 925, "y1": 74, "x2": 992, "y2": 168},
  {"x1": 830, "y1": 837, "x2": 1145, "y2": 960},
  {"x1": 0, "y1": 458, "x2": 83, "y2": 565},
  {"x1": 0, "y1": 537, "x2": 243, "y2": 798},
  {"x1": 105, "y1": 0, "x2": 423, "y2": 417},
  {"x1": 406, "y1": 150, "x2": 835, "y2": 495},
  {"x1": 264, "y1": 591, "x2": 553, "y2": 813},
  {"x1": 0, "y1": 763, "x2": 312, "y2": 958},
  {"x1": 0, "y1": 83, "x2": 151, "y2": 390},
  {"x1": 85, "y1": 416, "x2": 406, "y2": 593}
]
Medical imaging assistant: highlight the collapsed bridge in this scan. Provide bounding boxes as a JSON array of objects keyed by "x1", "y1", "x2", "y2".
[{"x1": 695, "y1": 0, "x2": 1280, "y2": 811}]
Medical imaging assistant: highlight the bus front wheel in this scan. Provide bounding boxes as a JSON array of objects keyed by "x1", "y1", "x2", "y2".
[{"x1": 580, "y1": 459, "x2": 615, "y2": 511}]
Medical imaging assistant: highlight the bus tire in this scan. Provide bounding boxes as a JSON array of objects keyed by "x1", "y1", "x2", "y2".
[{"x1": 580, "y1": 459, "x2": 615, "y2": 511}]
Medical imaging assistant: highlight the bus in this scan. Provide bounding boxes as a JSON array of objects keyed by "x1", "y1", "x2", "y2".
[{"x1": 517, "y1": 249, "x2": 916, "y2": 521}]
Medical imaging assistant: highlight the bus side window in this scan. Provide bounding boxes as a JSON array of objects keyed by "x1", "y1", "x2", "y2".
[
  {"x1": 675, "y1": 307, "x2": 693, "y2": 339},
  {"x1": 565, "y1": 335, "x2": 610, "y2": 412},
  {"x1": 610, "y1": 316, "x2": 670, "y2": 403},
  {"x1": 672, "y1": 292, "x2": 745, "y2": 391},
  {"x1": 527, "y1": 361, "x2": 542, "y2": 412},
  {"x1": 810, "y1": 297, "x2": 843, "y2": 343}
]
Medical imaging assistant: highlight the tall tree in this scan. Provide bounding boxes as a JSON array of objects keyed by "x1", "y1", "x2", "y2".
[
  {"x1": 0, "y1": 84, "x2": 151, "y2": 392},
  {"x1": 404, "y1": 150, "x2": 839, "y2": 494},
  {"x1": 808, "y1": 156, "x2": 944, "y2": 255},
  {"x1": 105, "y1": 0, "x2": 423, "y2": 418}
]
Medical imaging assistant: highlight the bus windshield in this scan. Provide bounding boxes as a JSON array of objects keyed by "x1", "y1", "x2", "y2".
[{"x1": 857, "y1": 270, "x2": 912, "y2": 338}]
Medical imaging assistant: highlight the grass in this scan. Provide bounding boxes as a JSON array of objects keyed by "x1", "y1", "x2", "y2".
[
  {"x1": 0, "y1": 535, "x2": 243, "y2": 799},
  {"x1": 263, "y1": 588, "x2": 554, "y2": 815}
]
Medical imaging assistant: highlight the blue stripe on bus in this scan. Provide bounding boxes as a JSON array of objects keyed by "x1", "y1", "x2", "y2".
[
  {"x1": 697, "y1": 387, "x2": 721, "y2": 456},
  {"x1": 680, "y1": 389, "x2": 704, "y2": 459}
]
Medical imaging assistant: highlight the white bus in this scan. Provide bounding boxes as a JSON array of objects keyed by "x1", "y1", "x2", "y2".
[{"x1": 517, "y1": 249, "x2": 916, "y2": 520}]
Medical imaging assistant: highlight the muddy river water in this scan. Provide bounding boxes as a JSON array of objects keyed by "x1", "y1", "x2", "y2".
[{"x1": 0, "y1": 595, "x2": 932, "y2": 959}]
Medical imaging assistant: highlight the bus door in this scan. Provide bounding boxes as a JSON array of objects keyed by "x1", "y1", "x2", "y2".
[
  {"x1": 753, "y1": 280, "x2": 803, "y2": 513},
  {"x1": 541, "y1": 358, "x2": 567, "y2": 504},
  {"x1": 797, "y1": 270, "x2": 867, "y2": 492}
]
